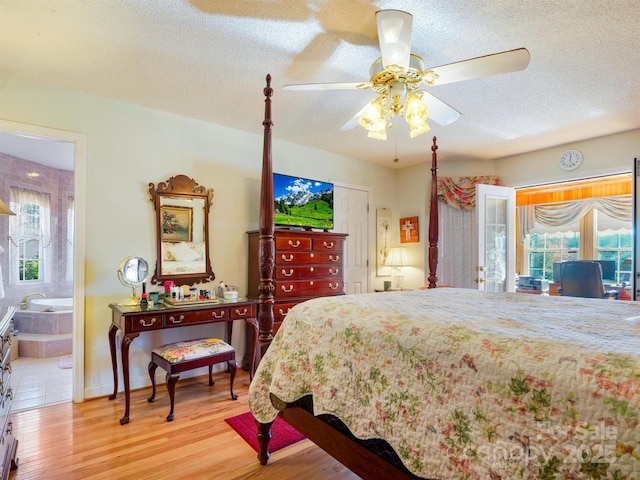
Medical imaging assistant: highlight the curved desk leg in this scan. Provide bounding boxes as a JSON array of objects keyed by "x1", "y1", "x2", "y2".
[
  {"x1": 119, "y1": 332, "x2": 139, "y2": 425},
  {"x1": 108, "y1": 323, "x2": 119, "y2": 400}
]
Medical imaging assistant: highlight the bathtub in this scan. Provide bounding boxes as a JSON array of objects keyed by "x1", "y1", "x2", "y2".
[{"x1": 29, "y1": 297, "x2": 73, "y2": 312}]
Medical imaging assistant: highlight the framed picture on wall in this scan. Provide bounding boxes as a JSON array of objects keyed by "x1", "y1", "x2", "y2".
[
  {"x1": 399, "y1": 216, "x2": 419, "y2": 243},
  {"x1": 161, "y1": 205, "x2": 193, "y2": 242},
  {"x1": 376, "y1": 208, "x2": 392, "y2": 276}
]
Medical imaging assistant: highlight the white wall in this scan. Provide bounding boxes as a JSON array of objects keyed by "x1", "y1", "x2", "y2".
[
  {"x1": 0, "y1": 74, "x2": 397, "y2": 399},
  {"x1": 495, "y1": 130, "x2": 639, "y2": 186}
]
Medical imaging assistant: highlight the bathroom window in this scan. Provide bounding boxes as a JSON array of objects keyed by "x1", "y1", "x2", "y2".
[{"x1": 9, "y1": 187, "x2": 52, "y2": 283}]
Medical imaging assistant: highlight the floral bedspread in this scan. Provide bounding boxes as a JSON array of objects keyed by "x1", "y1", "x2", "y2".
[{"x1": 248, "y1": 289, "x2": 640, "y2": 479}]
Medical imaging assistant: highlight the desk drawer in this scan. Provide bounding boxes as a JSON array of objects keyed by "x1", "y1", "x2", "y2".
[
  {"x1": 165, "y1": 308, "x2": 228, "y2": 327},
  {"x1": 230, "y1": 304, "x2": 255, "y2": 319},
  {"x1": 130, "y1": 314, "x2": 164, "y2": 332}
]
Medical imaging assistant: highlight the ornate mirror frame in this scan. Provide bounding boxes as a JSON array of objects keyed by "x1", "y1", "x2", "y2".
[{"x1": 149, "y1": 175, "x2": 215, "y2": 285}]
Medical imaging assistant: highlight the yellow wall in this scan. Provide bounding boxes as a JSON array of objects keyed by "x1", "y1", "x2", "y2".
[{"x1": 0, "y1": 74, "x2": 397, "y2": 399}]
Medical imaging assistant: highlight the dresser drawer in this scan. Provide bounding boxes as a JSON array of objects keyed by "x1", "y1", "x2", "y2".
[
  {"x1": 165, "y1": 307, "x2": 228, "y2": 327},
  {"x1": 275, "y1": 236, "x2": 312, "y2": 251},
  {"x1": 277, "y1": 279, "x2": 343, "y2": 297},
  {"x1": 130, "y1": 314, "x2": 164, "y2": 332},
  {"x1": 311, "y1": 237, "x2": 344, "y2": 251},
  {"x1": 273, "y1": 301, "x2": 302, "y2": 321},
  {"x1": 276, "y1": 265, "x2": 342, "y2": 280},
  {"x1": 276, "y1": 251, "x2": 343, "y2": 265}
]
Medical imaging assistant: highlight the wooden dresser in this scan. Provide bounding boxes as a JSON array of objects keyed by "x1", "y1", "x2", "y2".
[
  {"x1": 0, "y1": 307, "x2": 18, "y2": 479},
  {"x1": 245, "y1": 229, "x2": 347, "y2": 369}
]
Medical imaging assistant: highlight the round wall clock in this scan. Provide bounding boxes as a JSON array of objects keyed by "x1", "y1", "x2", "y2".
[{"x1": 559, "y1": 150, "x2": 583, "y2": 170}]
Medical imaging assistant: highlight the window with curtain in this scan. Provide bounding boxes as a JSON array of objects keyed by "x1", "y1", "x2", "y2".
[
  {"x1": 595, "y1": 208, "x2": 632, "y2": 283},
  {"x1": 527, "y1": 223, "x2": 580, "y2": 280},
  {"x1": 9, "y1": 187, "x2": 52, "y2": 284},
  {"x1": 520, "y1": 195, "x2": 631, "y2": 283}
]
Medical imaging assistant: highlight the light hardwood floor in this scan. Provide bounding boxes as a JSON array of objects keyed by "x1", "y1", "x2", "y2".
[{"x1": 9, "y1": 369, "x2": 360, "y2": 480}]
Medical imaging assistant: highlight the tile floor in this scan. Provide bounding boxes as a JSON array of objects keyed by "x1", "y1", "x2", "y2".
[{"x1": 11, "y1": 356, "x2": 73, "y2": 411}]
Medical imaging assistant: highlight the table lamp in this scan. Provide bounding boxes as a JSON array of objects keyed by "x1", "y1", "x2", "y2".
[{"x1": 384, "y1": 246, "x2": 410, "y2": 289}]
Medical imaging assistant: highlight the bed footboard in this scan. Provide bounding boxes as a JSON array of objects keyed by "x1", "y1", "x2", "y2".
[{"x1": 258, "y1": 394, "x2": 428, "y2": 480}]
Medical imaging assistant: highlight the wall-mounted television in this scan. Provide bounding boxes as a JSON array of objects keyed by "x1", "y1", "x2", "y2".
[{"x1": 273, "y1": 172, "x2": 334, "y2": 230}]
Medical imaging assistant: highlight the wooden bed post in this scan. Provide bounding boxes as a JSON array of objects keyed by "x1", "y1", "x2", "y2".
[
  {"x1": 257, "y1": 74, "x2": 275, "y2": 345},
  {"x1": 427, "y1": 136, "x2": 439, "y2": 289}
]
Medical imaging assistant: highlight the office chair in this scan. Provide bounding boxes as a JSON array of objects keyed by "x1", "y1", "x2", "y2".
[{"x1": 559, "y1": 261, "x2": 618, "y2": 299}]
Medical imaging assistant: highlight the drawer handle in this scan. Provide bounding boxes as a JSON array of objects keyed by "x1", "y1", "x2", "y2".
[
  {"x1": 288, "y1": 240, "x2": 301, "y2": 248},
  {"x1": 329, "y1": 255, "x2": 340, "y2": 262},
  {"x1": 277, "y1": 308, "x2": 291, "y2": 316},
  {"x1": 5, "y1": 421, "x2": 12, "y2": 435},
  {"x1": 281, "y1": 254, "x2": 294, "y2": 262},
  {"x1": 139, "y1": 317, "x2": 158, "y2": 327},
  {"x1": 281, "y1": 285, "x2": 294, "y2": 293},
  {"x1": 169, "y1": 315, "x2": 184, "y2": 324},
  {"x1": 281, "y1": 269, "x2": 294, "y2": 277},
  {"x1": 329, "y1": 282, "x2": 339, "y2": 290},
  {"x1": 234, "y1": 308, "x2": 248, "y2": 316},
  {"x1": 323, "y1": 241, "x2": 334, "y2": 249},
  {"x1": 329, "y1": 268, "x2": 339, "y2": 275},
  {"x1": 212, "y1": 311, "x2": 226, "y2": 319}
]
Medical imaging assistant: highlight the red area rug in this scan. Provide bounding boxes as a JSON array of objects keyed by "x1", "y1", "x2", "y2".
[{"x1": 225, "y1": 411, "x2": 305, "y2": 453}]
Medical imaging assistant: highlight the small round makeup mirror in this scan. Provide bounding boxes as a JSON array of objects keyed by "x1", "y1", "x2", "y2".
[{"x1": 117, "y1": 256, "x2": 149, "y2": 305}]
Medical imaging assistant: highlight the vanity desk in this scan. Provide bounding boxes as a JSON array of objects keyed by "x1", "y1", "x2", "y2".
[{"x1": 108, "y1": 298, "x2": 257, "y2": 425}]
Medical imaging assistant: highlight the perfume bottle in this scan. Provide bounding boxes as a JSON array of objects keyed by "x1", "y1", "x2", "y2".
[{"x1": 140, "y1": 282, "x2": 148, "y2": 309}]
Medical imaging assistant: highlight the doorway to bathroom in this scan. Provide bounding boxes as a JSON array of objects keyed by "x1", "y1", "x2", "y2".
[{"x1": 0, "y1": 120, "x2": 86, "y2": 410}]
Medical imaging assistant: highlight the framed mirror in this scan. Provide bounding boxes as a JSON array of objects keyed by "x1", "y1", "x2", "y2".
[{"x1": 149, "y1": 175, "x2": 215, "y2": 285}]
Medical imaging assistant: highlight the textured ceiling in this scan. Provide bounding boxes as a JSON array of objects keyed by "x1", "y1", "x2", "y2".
[{"x1": 1, "y1": 0, "x2": 639, "y2": 169}]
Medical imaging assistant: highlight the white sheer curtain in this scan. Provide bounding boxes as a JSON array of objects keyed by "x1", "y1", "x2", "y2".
[
  {"x1": 9, "y1": 187, "x2": 52, "y2": 284},
  {"x1": 437, "y1": 202, "x2": 478, "y2": 288},
  {"x1": 433, "y1": 175, "x2": 500, "y2": 288}
]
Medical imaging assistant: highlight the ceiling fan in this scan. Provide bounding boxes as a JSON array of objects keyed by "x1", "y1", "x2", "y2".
[{"x1": 283, "y1": 9, "x2": 530, "y2": 140}]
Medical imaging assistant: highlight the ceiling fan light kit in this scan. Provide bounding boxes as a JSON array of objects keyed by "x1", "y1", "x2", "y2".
[{"x1": 283, "y1": 9, "x2": 530, "y2": 141}]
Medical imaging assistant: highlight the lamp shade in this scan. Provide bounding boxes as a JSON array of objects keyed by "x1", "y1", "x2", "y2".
[
  {"x1": 0, "y1": 198, "x2": 15, "y2": 216},
  {"x1": 384, "y1": 246, "x2": 410, "y2": 267},
  {"x1": 376, "y1": 9, "x2": 412, "y2": 70}
]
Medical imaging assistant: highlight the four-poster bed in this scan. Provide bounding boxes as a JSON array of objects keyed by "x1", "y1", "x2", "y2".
[{"x1": 248, "y1": 76, "x2": 640, "y2": 479}]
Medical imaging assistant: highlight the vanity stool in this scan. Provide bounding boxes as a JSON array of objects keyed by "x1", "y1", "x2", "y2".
[{"x1": 147, "y1": 337, "x2": 238, "y2": 422}]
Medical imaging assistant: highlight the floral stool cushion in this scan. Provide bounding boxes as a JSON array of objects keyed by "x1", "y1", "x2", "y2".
[
  {"x1": 149, "y1": 337, "x2": 238, "y2": 421},
  {"x1": 153, "y1": 338, "x2": 234, "y2": 364}
]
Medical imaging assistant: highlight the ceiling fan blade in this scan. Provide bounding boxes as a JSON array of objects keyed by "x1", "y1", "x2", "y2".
[
  {"x1": 376, "y1": 9, "x2": 412, "y2": 70},
  {"x1": 420, "y1": 92, "x2": 461, "y2": 126},
  {"x1": 283, "y1": 82, "x2": 367, "y2": 91},
  {"x1": 339, "y1": 101, "x2": 374, "y2": 131},
  {"x1": 427, "y1": 48, "x2": 530, "y2": 85}
]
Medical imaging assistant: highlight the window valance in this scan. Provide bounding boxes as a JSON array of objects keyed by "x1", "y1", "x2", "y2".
[
  {"x1": 437, "y1": 176, "x2": 501, "y2": 211},
  {"x1": 518, "y1": 194, "x2": 632, "y2": 242}
]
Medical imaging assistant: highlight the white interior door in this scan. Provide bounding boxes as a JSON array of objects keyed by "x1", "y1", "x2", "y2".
[
  {"x1": 476, "y1": 184, "x2": 516, "y2": 292},
  {"x1": 334, "y1": 184, "x2": 369, "y2": 294}
]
